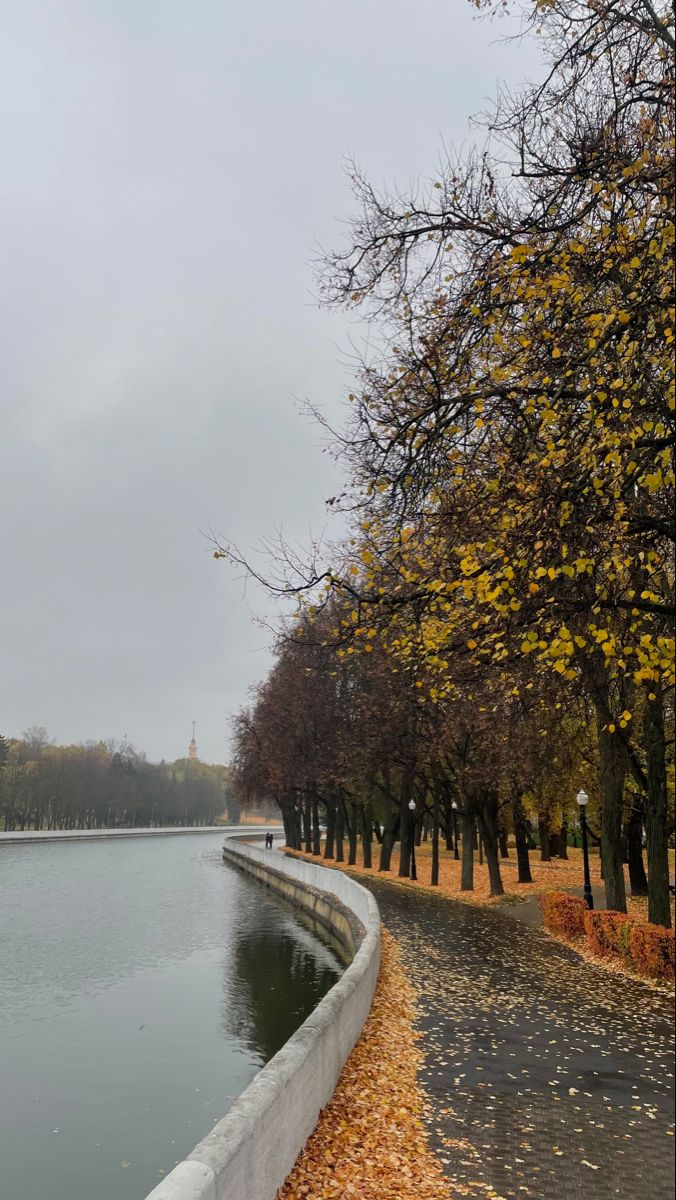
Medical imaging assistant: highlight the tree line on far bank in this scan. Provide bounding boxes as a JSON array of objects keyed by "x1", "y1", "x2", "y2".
[
  {"x1": 0, "y1": 728, "x2": 226, "y2": 830},
  {"x1": 224, "y1": 0, "x2": 675, "y2": 927}
]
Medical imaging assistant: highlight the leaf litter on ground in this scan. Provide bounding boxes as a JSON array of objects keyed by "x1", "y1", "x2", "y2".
[{"x1": 276, "y1": 927, "x2": 455, "y2": 1200}]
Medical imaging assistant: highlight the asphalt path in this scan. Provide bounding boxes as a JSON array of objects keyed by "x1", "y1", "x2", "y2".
[{"x1": 361, "y1": 878, "x2": 675, "y2": 1200}]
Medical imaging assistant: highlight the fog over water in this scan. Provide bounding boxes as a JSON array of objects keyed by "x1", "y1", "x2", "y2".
[{"x1": 0, "y1": 1, "x2": 539, "y2": 761}]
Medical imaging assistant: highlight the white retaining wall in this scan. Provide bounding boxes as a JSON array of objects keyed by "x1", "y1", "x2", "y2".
[{"x1": 145, "y1": 841, "x2": 381, "y2": 1200}]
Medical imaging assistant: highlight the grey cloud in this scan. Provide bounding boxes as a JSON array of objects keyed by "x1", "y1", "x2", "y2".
[{"x1": 1, "y1": 0, "x2": 537, "y2": 763}]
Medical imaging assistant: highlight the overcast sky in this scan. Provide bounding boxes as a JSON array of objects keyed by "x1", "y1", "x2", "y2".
[{"x1": 1, "y1": 0, "x2": 540, "y2": 764}]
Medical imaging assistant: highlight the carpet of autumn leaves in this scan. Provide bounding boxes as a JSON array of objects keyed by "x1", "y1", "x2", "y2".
[{"x1": 276, "y1": 927, "x2": 452, "y2": 1200}]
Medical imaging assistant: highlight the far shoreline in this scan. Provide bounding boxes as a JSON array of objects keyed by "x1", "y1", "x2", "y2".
[{"x1": 0, "y1": 823, "x2": 281, "y2": 846}]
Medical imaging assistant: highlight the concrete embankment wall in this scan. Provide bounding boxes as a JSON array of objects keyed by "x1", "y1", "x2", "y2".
[{"x1": 145, "y1": 839, "x2": 381, "y2": 1200}]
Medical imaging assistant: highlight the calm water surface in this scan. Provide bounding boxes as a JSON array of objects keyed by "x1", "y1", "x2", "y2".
[{"x1": 0, "y1": 832, "x2": 341, "y2": 1199}]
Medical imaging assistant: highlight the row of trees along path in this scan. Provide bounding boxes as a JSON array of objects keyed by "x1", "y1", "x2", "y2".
[
  {"x1": 231, "y1": 622, "x2": 673, "y2": 917},
  {"x1": 223, "y1": 0, "x2": 675, "y2": 929}
]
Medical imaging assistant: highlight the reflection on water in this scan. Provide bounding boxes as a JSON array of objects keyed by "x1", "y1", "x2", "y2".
[
  {"x1": 224, "y1": 904, "x2": 342, "y2": 1061},
  {"x1": 0, "y1": 833, "x2": 342, "y2": 1200}
]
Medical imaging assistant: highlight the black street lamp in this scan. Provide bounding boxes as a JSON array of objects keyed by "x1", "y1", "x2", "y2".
[
  {"x1": 408, "y1": 798, "x2": 417, "y2": 881},
  {"x1": 576, "y1": 789, "x2": 594, "y2": 910},
  {"x1": 451, "y1": 800, "x2": 460, "y2": 860}
]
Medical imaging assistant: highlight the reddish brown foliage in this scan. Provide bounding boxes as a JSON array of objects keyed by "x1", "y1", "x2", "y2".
[
  {"x1": 570, "y1": 909, "x2": 676, "y2": 984},
  {"x1": 540, "y1": 892, "x2": 587, "y2": 939},
  {"x1": 583, "y1": 910, "x2": 633, "y2": 961},
  {"x1": 627, "y1": 924, "x2": 676, "y2": 984}
]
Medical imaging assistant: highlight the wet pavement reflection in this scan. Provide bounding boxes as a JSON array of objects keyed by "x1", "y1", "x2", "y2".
[{"x1": 362, "y1": 879, "x2": 675, "y2": 1200}]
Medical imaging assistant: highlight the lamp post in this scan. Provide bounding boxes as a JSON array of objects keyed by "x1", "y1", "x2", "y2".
[
  {"x1": 576, "y1": 789, "x2": 594, "y2": 910},
  {"x1": 408, "y1": 798, "x2": 417, "y2": 881},
  {"x1": 451, "y1": 800, "x2": 460, "y2": 860}
]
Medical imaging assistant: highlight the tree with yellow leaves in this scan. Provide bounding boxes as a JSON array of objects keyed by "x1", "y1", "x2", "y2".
[{"x1": 218, "y1": 0, "x2": 674, "y2": 923}]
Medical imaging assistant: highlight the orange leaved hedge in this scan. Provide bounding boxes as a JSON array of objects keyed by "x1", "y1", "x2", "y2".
[
  {"x1": 541, "y1": 892, "x2": 674, "y2": 984},
  {"x1": 540, "y1": 892, "x2": 587, "y2": 939},
  {"x1": 583, "y1": 910, "x2": 633, "y2": 962},
  {"x1": 627, "y1": 923, "x2": 675, "y2": 983}
]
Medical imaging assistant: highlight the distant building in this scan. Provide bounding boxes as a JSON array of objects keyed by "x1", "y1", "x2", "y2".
[{"x1": 188, "y1": 721, "x2": 198, "y2": 761}]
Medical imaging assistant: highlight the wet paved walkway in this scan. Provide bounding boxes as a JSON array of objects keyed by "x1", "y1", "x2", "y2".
[{"x1": 362, "y1": 879, "x2": 675, "y2": 1200}]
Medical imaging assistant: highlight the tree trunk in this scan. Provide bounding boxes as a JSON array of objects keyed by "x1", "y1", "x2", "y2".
[
  {"x1": 281, "y1": 795, "x2": 301, "y2": 849},
  {"x1": 431, "y1": 793, "x2": 440, "y2": 887},
  {"x1": 398, "y1": 768, "x2": 415, "y2": 883},
  {"x1": 398, "y1": 792, "x2": 413, "y2": 879},
  {"x1": 460, "y1": 811, "x2": 475, "y2": 891},
  {"x1": 443, "y1": 796, "x2": 453, "y2": 851},
  {"x1": 361, "y1": 802, "x2": 373, "y2": 869},
  {"x1": 280, "y1": 797, "x2": 293, "y2": 847},
  {"x1": 512, "y1": 790, "x2": 533, "y2": 884},
  {"x1": 498, "y1": 824, "x2": 509, "y2": 859},
  {"x1": 479, "y1": 793, "x2": 504, "y2": 897},
  {"x1": 324, "y1": 802, "x2": 336, "y2": 860},
  {"x1": 558, "y1": 821, "x2": 569, "y2": 859},
  {"x1": 538, "y1": 814, "x2": 551, "y2": 862},
  {"x1": 285, "y1": 800, "x2": 301, "y2": 850},
  {"x1": 625, "y1": 798, "x2": 648, "y2": 897},
  {"x1": 303, "y1": 794, "x2": 312, "y2": 853},
  {"x1": 347, "y1": 802, "x2": 358, "y2": 866},
  {"x1": 644, "y1": 683, "x2": 672, "y2": 927},
  {"x1": 311, "y1": 793, "x2": 321, "y2": 856},
  {"x1": 596, "y1": 710, "x2": 628, "y2": 913},
  {"x1": 379, "y1": 801, "x2": 397, "y2": 872},
  {"x1": 335, "y1": 801, "x2": 344, "y2": 863}
]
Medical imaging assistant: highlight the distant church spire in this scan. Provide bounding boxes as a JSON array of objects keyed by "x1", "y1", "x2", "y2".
[{"x1": 188, "y1": 721, "x2": 198, "y2": 761}]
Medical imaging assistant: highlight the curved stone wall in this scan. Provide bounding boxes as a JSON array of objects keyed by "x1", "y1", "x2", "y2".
[{"x1": 145, "y1": 839, "x2": 381, "y2": 1200}]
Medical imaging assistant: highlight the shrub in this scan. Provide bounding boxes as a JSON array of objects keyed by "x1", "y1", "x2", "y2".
[
  {"x1": 583, "y1": 910, "x2": 632, "y2": 960},
  {"x1": 541, "y1": 892, "x2": 586, "y2": 940},
  {"x1": 542, "y1": 892, "x2": 675, "y2": 985},
  {"x1": 617, "y1": 920, "x2": 634, "y2": 967},
  {"x1": 627, "y1": 924, "x2": 676, "y2": 984}
]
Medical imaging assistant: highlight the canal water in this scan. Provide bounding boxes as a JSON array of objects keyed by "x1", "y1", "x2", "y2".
[{"x1": 0, "y1": 831, "x2": 342, "y2": 1199}]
